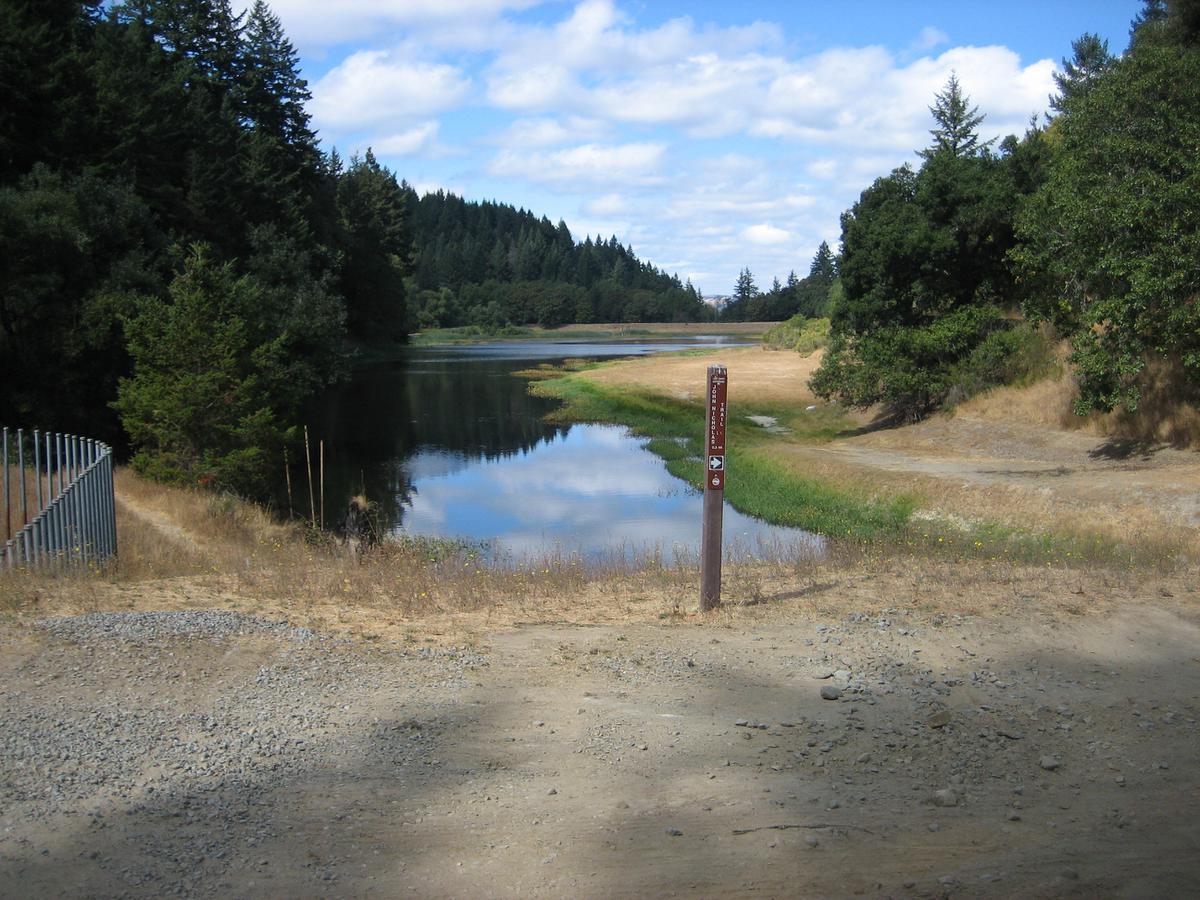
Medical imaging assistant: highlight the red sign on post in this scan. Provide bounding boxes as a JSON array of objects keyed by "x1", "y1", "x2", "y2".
[{"x1": 706, "y1": 367, "x2": 728, "y2": 491}]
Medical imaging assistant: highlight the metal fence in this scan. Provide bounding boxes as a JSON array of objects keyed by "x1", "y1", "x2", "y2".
[{"x1": 2, "y1": 427, "x2": 117, "y2": 572}]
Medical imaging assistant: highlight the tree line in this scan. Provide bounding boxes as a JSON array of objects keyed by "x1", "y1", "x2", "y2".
[
  {"x1": 406, "y1": 191, "x2": 708, "y2": 329},
  {"x1": 0, "y1": 0, "x2": 706, "y2": 496},
  {"x1": 806, "y1": 0, "x2": 1200, "y2": 423},
  {"x1": 718, "y1": 242, "x2": 839, "y2": 322}
]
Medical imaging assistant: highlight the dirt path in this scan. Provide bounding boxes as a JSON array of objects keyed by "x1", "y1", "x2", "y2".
[
  {"x1": 814, "y1": 416, "x2": 1200, "y2": 529},
  {"x1": 114, "y1": 492, "x2": 208, "y2": 560},
  {"x1": 4, "y1": 596, "x2": 1199, "y2": 898}
]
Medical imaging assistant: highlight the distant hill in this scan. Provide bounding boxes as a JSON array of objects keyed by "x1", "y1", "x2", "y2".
[{"x1": 403, "y1": 188, "x2": 711, "y2": 330}]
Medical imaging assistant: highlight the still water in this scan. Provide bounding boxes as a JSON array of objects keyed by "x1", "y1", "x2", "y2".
[{"x1": 306, "y1": 339, "x2": 818, "y2": 562}]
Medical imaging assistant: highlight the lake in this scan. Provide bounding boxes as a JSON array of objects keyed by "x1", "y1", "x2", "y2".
[{"x1": 304, "y1": 338, "x2": 819, "y2": 564}]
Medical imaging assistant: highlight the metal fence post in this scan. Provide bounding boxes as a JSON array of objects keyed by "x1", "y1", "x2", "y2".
[{"x1": 1, "y1": 426, "x2": 118, "y2": 573}]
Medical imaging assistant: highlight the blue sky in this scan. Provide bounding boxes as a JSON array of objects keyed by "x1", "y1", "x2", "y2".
[{"x1": 239, "y1": 0, "x2": 1137, "y2": 295}]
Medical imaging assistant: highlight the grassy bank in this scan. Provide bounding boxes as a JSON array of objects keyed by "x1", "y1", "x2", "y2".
[
  {"x1": 530, "y1": 364, "x2": 1188, "y2": 570},
  {"x1": 532, "y1": 374, "x2": 914, "y2": 540},
  {"x1": 6, "y1": 466, "x2": 1181, "y2": 637}
]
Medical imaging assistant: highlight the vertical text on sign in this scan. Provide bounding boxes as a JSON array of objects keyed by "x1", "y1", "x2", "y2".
[{"x1": 706, "y1": 365, "x2": 728, "y2": 491}]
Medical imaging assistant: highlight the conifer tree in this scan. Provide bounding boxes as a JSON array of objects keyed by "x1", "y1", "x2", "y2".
[
  {"x1": 1050, "y1": 33, "x2": 1113, "y2": 114},
  {"x1": 808, "y1": 241, "x2": 837, "y2": 283},
  {"x1": 920, "y1": 73, "x2": 994, "y2": 159}
]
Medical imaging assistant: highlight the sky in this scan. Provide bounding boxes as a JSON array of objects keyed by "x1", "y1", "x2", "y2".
[{"x1": 238, "y1": 0, "x2": 1138, "y2": 296}]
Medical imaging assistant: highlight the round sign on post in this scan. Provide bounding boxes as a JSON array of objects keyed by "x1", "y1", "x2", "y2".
[{"x1": 701, "y1": 365, "x2": 727, "y2": 610}]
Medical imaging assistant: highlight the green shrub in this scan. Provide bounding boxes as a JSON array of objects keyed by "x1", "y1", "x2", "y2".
[{"x1": 762, "y1": 316, "x2": 830, "y2": 354}]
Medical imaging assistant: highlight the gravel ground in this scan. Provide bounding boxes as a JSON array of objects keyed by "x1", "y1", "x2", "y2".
[{"x1": 2, "y1": 603, "x2": 1199, "y2": 897}]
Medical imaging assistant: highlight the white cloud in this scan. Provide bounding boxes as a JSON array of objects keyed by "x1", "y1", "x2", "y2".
[
  {"x1": 491, "y1": 0, "x2": 779, "y2": 77},
  {"x1": 286, "y1": 1, "x2": 1066, "y2": 294},
  {"x1": 806, "y1": 158, "x2": 839, "y2": 180},
  {"x1": 487, "y1": 65, "x2": 578, "y2": 110},
  {"x1": 911, "y1": 26, "x2": 950, "y2": 53},
  {"x1": 496, "y1": 116, "x2": 609, "y2": 147},
  {"x1": 587, "y1": 54, "x2": 776, "y2": 136},
  {"x1": 311, "y1": 51, "x2": 471, "y2": 131},
  {"x1": 373, "y1": 121, "x2": 445, "y2": 157},
  {"x1": 489, "y1": 142, "x2": 667, "y2": 188},
  {"x1": 238, "y1": 0, "x2": 544, "y2": 46},
  {"x1": 743, "y1": 223, "x2": 791, "y2": 245},
  {"x1": 584, "y1": 193, "x2": 630, "y2": 216}
]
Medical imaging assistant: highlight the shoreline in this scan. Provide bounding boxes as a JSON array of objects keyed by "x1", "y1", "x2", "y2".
[{"x1": 527, "y1": 347, "x2": 1190, "y2": 571}]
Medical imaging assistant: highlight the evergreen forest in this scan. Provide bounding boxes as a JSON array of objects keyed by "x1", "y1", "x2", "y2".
[{"x1": 0, "y1": 0, "x2": 707, "y2": 495}]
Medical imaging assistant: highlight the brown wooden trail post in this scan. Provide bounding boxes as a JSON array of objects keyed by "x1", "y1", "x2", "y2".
[{"x1": 701, "y1": 364, "x2": 727, "y2": 610}]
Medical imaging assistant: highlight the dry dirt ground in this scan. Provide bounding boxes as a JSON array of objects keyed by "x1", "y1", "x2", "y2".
[{"x1": 3, "y1": 587, "x2": 1200, "y2": 899}]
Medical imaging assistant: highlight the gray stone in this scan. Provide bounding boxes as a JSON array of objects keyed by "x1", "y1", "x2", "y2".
[
  {"x1": 820, "y1": 685, "x2": 842, "y2": 701},
  {"x1": 932, "y1": 789, "x2": 959, "y2": 808}
]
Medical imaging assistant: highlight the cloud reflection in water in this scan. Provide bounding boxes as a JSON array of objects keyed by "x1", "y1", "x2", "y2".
[{"x1": 398, "y1": 424, "x2": 819, "y2": 562}]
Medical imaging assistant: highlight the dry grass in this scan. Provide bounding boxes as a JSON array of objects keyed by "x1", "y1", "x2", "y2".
[
  {"x1": 771, "y1": 441, "x2": 1198, "y2": 565},
  {"x1": 4, "y1": 466, "x2": 1194, "y2": 642},
  {"x1": 0, "y1": 468, "x2": 704, "y2": 637},
  {"x1": 963, "y1": 348, "x2": 1200, "y2": 449},
  {"x1": 579, "y1": 344, "x2": 828, "y2": 408},
  {"x1": 958, "y1": 367, "x2": 1078, "y2": 428}
]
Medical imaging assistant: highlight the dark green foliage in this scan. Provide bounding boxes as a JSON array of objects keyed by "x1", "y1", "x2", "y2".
[
  {"x1": 114, "y1": 245, "x2": 288, "y2": 493},
  {"x1": 0, "y1": 0, "x2": 355, "y2": 495},
  {"x1": 1050, "y1": 33, "x2": 1114, "y2": 114},
  {"x1": 809, "y1": 241, "x2": 837, "y2": 282},
  {"x1": 920, "y1": 73, "x2": 994, "y2": 160},
  {"x1": 1014, "y1": 35, "x2": 1200, "y2": 414},
  {"x1": 335, "y1": 151, "x2": 410, "y2": 341},
  {"x1": 813, "y1": 76, "x2": 1046, "y2": 420},
  {"x1": 812, "y1": 306, "x2": 1009, "y2": 420},
  {"x1": 1130, "y1": 0, "x2": 1170, "y2": 47},
  {"x1": 0, "y1": 0, "x2": 98, "y2": 181},
  {"x1": 0, "y1": 166, "x2": 161, "y2": 440},
  {"x1": 733, "y1": 267, "x2": 758, "y2": 305},
  {"x1": 0, "y1": 0, "x2": 745, "y2": 501},
  {"x1": 404, "y1": 191, "x2": 705, "y2": 328},
  {"x1": 721, "y1": 246, "x2": 838, "y2": 322}
]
